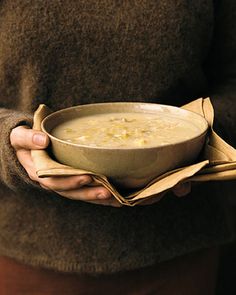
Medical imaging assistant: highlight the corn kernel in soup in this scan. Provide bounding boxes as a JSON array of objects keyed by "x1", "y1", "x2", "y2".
[{"x1": 51, "y1": 112, "x2": 200, "y2": 148}]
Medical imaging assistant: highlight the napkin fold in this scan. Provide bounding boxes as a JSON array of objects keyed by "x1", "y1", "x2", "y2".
[{"x1": 31, "y1": 98, "x2": 236, "y2": 206}]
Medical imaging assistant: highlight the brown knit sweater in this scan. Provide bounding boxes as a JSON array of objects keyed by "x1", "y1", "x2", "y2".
[{"x1": 0, "y1": 0, "x2": 235, "y2": 274}]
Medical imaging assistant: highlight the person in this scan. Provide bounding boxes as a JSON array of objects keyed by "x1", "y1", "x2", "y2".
[{"x1": 0, "y1": 0, "x2": 235, "y2": 294}]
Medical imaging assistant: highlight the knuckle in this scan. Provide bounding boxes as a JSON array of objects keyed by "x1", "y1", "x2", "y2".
[
  {"x1": 10, "y1": 126, "x2": 32, "y2": 149},
  {"x1": 10, "y1": 128, "x2": 19, "y2": 148},
  {"x1": 79, "y1": 175, "x2": 92, "y2": 184},
  {"x1": 40, "y1": 178, "x2": 58, "y2": 191}
]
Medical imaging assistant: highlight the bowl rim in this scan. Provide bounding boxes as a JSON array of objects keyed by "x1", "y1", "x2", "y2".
[{"x1": 41, "y1": 102, "x2": 209, "y2": 151}]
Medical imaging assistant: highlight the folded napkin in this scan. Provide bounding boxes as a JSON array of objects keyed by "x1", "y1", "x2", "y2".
[{"x1": 31, "y1": 98, "x2": 236, "y2": 206}]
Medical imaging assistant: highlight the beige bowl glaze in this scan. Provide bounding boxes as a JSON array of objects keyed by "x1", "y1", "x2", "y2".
[{"x1": 41, "y1": 102, "x2": 208, "y2": 189}]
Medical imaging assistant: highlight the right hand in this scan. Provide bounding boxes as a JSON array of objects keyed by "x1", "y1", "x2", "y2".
[{"x1": 10, "y1": 126, "x2": 120, "y2": 206}]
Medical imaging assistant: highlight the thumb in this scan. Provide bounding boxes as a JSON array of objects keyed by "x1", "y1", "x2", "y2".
[{"x1": 10, "y1": 125, "x2": 49, "y2": 150}]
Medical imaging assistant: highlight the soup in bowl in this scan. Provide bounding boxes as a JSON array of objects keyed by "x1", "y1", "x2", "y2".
[{"x1": 41, "y1": 102, "x2": 208, "y2": 189}]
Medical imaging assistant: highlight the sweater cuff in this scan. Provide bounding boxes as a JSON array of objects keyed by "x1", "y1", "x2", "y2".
[{"x1": 0, "y1": 110, "x2": 39, "y2": 191}]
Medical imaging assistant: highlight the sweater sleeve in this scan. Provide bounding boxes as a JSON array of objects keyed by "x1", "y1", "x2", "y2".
[
  {"x1": 205, "y1": 0, "x2": 236, "y2": 147},
  {"x1": 0, "y1": 108, "x2": 38, "y2": 191}
]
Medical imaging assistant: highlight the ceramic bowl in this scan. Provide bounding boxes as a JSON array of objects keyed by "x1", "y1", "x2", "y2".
[{"x1": 41, "y1": 102, "x2": 208, "y2": 189}]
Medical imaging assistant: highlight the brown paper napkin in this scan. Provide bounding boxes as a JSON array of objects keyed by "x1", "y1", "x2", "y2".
[{"x1": 31, "y1": 98, "x2": 236, "y2": 206}]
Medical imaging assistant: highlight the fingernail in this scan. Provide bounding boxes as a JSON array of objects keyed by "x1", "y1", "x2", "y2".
[
  {"x1": 97, "y1": 193, "x2": 110, "y2": 199},
  {"x1": 33, "y1": 133, "x2": 47, "y2": 146}
]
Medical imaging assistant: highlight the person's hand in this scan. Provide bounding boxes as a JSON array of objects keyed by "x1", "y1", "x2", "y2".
[
  {"x1": 10, "y1": 126, "x2": 120, "y2": 207},
  {"x1": 10, "y1": 126, "x2": 191, "y2": 207}
]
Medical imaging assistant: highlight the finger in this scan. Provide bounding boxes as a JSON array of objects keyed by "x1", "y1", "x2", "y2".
[
  {"x1": 10, "y1": 125, "x2": 49, "y2": 150},
  {"x1": 42, "y1": 183, "x2": 121, "y2": 207},
  {"x1": 54, "y1": 186, "x2": 112, "y2": 202},
  {"x1": 39, "y1": 175, "x2": 93, "y2": 191},
  {"x1": 172, "y1": 182, "x2": 191, "y2": 197},
  {"x1": 139, "y1": 192, "x2": 165, "y2": 206}
]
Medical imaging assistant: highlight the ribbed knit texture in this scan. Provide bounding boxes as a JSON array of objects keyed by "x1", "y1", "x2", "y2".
[{"x1": 0, "y1": 0, "x2": 235, "y2": 274}]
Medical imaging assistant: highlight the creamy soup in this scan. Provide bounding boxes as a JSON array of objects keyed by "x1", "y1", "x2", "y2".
[{"x1": 51, "y1": 112, "x2": 200, "y2": 148}]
